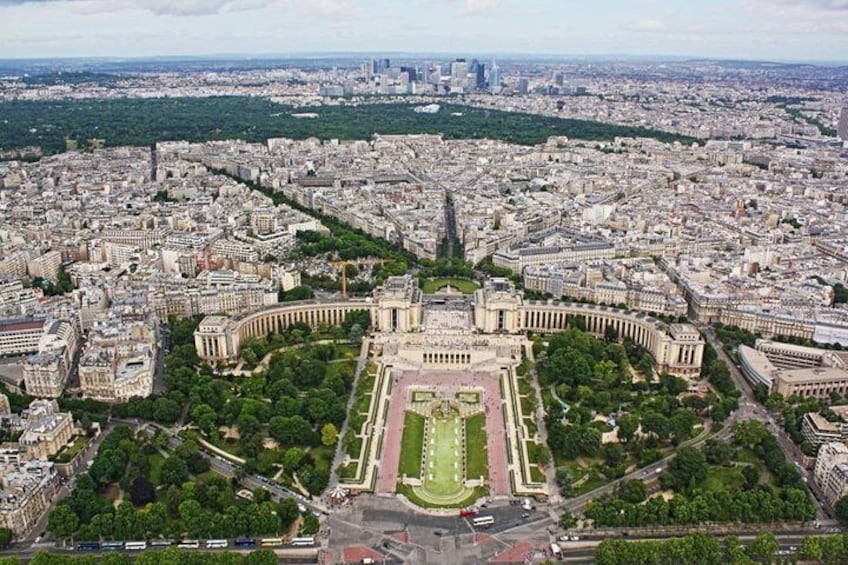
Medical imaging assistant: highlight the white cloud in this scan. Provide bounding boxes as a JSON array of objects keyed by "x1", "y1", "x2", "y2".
[
  {"x1": 742, "y1": 0, "x2": 848, "y2": 33},
  {"x1": 462, "y1": 0, "x2": 499, "y2": 15},
  {"x1": 292, "y1": 0, "x2": 357, "y2": 19},
  {"x1": 623, "y1": 18, "x2": 666, "y2": 32},
  {"x1": 0, "y1": 0, "x2": 362, "y2": 17},
  {"x1": 766, "y1": 0, "x2": 848, "y2": 9}
]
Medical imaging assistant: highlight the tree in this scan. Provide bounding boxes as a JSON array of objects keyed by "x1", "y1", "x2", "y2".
[
  {"x1": 244, "y1": 549, "x2": 280, "y2": 565},
  {"x1": 835, "y1": 494, "x2": 848, "y2": 527},
  {"x1": 178, "y1": 499, "x2": 207, "y2": 538},
  {"x1": 160, "y1": 455, "x2": 189, "y2": 487},
  {"x1": 269, "y1": 415, "x2": 316, "y2": 445},
  {"x1": 731, "y1": 420, "x2": 769, "y2": 449},
  {"x1": 724, "y1": 536, "x2": 754, "y2": 564},
  {"x1": 742, "y1": 465, "x2": 761, "y2": 490},
  {"x1": 282, "y1": 447, "x2": 306, "y2": 471},
  {"x1": 129, "y1": 475, "x2": 156, "y2": 506},
  {"x1": 617, "y1": 415, "x2": 639, "y2": 443},
  {"x1": 617, "y1": 480, "x2": 647, "y2": 504},
  {"x1": 151, "y1": 397, "x2": 181, "y2": 424},
  {"x1": 48, "y1": 503, "x2": 79, "y2": 541},
  {"x1": 555, "y1": 467, "x2": 574, "y2": 497},
  {"x1": 101, "y1": 553, "x2": 131, "y2": 565},
  {"x1": 703, "y1": 440, "x2": 734, "y2": 466},
  {"x1": 560, "y1": 510, "x2": 577, "y2": 529},
  {"x1": 0, "y1": 528, "x2": 11, "y2": 550},
  {"x1": 798, "y1": 537, "x2": 822, "y2": 562},
  {"x1": 300, "y1": 512, "x2": 320, "y2": 535},
  {"x1": 348, "y1": 323, "x2": 364, "y2": 345},
  {"x1": 747, "y1": 532, "x2": 778, "y2": 563},
  {"x1": 663, "y1": 447, "x2": 707, "y2": 494},
  {"x1": 277, "y1": 498, "x2": 300, "y2": 528},
  {"x1": 320, "y1": 423, "x2": 339, "y2": 447}
]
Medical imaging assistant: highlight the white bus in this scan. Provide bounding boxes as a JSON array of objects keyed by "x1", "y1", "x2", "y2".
[
  {"x1": 260, "y1": 537, "x2": 283, "y2": 547},
  {"x1": 471, "y1": 516, "x2": 495, "y2": 528},
  {"x1": 125, "y1": 541, "x2": 148, "y2": 551},
  {"x1": 550, "y1": 543, "x2": 562, "y2": 557},
  {"x1": 150, "y1": 540, "x2": 172, "y2": 548},
  {"x1": 205, "y1": 539, "x2": 228, "y2": 549},
  {"x1": 177, "y1": 540, "x2": 200, "y2": 549},
  {"x1": 291, "y1": 537, "x2": 315, "y2": 547}
]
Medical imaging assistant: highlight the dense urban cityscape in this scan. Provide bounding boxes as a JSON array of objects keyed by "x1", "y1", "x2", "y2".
[{"x1": 2, "y1": 1, "x2": 848, "y2": 564}]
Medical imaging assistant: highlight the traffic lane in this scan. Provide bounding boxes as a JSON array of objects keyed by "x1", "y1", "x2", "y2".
[
  {"x1": 468, "y1": 508, "x2": 548, "y2": 535},
  {"x1": 361, "y1": 508, "x2": 469, "y2": 535}
]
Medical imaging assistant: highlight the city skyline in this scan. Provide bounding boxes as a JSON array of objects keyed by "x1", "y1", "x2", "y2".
[{"x1": 0, "y1": 0, "x2": 847, "y2": 62}]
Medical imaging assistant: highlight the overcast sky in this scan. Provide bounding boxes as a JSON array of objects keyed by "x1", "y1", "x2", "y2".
[{"x1": 0, "y1": 0, "x2": 846, "y2": 61}]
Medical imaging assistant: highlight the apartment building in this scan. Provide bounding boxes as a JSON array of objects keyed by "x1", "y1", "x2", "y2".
[
  {"x1": 0, "y1": 461, "x2": 58, "y2": 539},
  {"x1": 814, "y1": 442, "x2": 848, "y2": 506},
  {"x1": 18, "y1": 400, "x2": 74, "y2": 460}
]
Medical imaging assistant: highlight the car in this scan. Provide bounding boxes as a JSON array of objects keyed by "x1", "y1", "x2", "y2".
[
  {"x1": 570, "y1": 536, "x2": 580, "y2": 541},
  {"x1": 521, "y1": 512, "x2": 529, "y2": 519}
]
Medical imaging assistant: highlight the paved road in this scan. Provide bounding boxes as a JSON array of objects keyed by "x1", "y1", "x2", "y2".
[
  {"x1": 556, "y1": 531, "x2": 833, "y2": 562},
  {"x1": 547, "y1": 325, "x2": 829, "y2": 521},
  {"x1": 327, "y1": 338, "x2": 369, "y2": 490},
  {"x1": 554, "y1": 420, "x2": 720, "y2": 515},
  {"x1": 161, "y1": 427, "x2": 327, "y2": 515},
  {"x1": 697, "y1": 324, "x2": 831, "y2": 520}
]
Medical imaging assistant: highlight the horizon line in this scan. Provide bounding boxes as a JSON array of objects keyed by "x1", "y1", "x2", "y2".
[{"x1": 0, "y1": 51, "x2": 846, "y2": 67}]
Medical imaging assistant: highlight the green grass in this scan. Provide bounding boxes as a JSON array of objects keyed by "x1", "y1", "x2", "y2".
[
  {"x1": 526, "y1": 442, "x2": 545, "y2": 464},
  {"x1": 465, "y1": 413, "x2": 488, "y2": 480},
  {"x1": 524, "y1": 417, "x2": 538, "y2": 437},
  {"x1": 422, "y1": 415, "x2": 465, "y2": 497},
  {"x1": 148, "y1": 453, "x2": 165, "y2": 486},
  {"x1": 397, "y1": 484, "x2": 486, "y2": 509},
  {"x1": 702, "y1": 466, "x2": 745, "y2": 494},
  {"x1": 398, "y1": 412, "x2": 426, "y2": 479},
  {"x1": 338, "y1": 462, "x2": 358, "y2": 479},
  {"x1": 412, "y1": 391, "x2": 437, "y2": 403},
  {"x1": 52, "y1": 435, "x2": 88, "y2": 463},
  {"x1": 573, "y1": 469, "x2": 608, "y2": 495},
  {"x1": 421, "y1": 278, "x2": 480, "y2": 294},
  {"x1": 734, "y1": 448, "x2": 760, "y2": 465},
  {"x1": 345, "y1": 435, "x2": 363, "y2": 459},
  {"x1": 520, "y1": 395, "x2": 536, "y2": 416},
  {"x1": 517, "y1": 376, "x2": 533, "y2": 396},
  {"x1": 530, "y1": 465, "x2": 546, "y2": 483},
  {"x1": 356, "y1": 373, "x2": 376, "y2": 395},
  {"x1": 355, "y1": 394, "x2": 372, "y2": 415},
  {"x1": 326, "y1": 359, "x2": 356, "y2": 380}
]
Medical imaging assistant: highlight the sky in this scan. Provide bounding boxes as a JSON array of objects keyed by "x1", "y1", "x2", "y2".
[{"x1": 0, "y1": 0, "x2": 846, "y2": 62}]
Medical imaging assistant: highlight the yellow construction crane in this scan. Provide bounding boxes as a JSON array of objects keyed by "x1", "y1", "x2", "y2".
[{"x1": 331, "y1": 258, "x2": 386, "y2": 298}]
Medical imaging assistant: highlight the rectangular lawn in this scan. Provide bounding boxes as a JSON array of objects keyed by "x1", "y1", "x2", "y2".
[
  {"x1": 465, "y1": 413, "x2": 488, "y2": 480},
  {"x1": 424, "y1": 416, "x2": 464, "y2": 496},
  {"x1": 398, "y1": 412, "x2": 425, "y2": 479}
]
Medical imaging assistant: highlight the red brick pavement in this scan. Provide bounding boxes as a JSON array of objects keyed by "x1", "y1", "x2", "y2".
[{"x1": 375, "y1": 370, "x2": 510, "y2": 497}]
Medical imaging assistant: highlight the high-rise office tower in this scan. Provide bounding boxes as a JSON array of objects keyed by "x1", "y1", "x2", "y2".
[
  {"x1": 450, "y1": 58, "x2": 468, "y2": 91},
  {"x1": 517, "y1": 77, "x2": 529, "y2": 95},
  {"x1": 838, "y1": 105, "x2": 848, "y2": 142},
  {"x1": 451, "y1": 58, "x2": 468, "y2": 79},
  {"x1": 488, "y1": 60, "x2": 500, "y2": 92},
  {"x1": 400, "y1": 66, "x2": 418, "y2": 82},
  {"x1": 475, "y1": 63, "x2": 486, "y2": 90}
]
